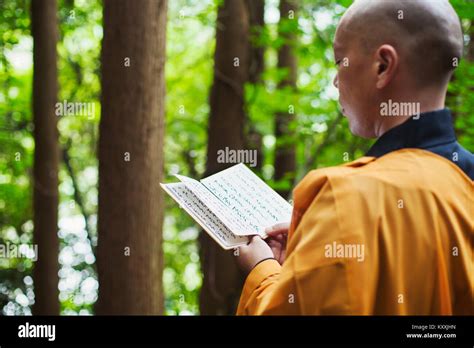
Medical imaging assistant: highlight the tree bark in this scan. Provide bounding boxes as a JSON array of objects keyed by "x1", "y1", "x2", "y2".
[
  {"x1": 96, "y1": 0, "x2": 167, "y2": 315},
  {"x1": 31, "y1": 0, "x2": 60, "y2": 316},
  {"x1": 274, "y1": 0, "x2": 297, "y2": 198},
  {"x1": 199, "y1": 0, "x2": 249, "y2": 315}
]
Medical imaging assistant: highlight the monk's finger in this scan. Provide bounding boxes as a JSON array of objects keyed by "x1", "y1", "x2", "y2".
[{"x1": 265, "y1": 222, "x2": 290, "y2": 236}]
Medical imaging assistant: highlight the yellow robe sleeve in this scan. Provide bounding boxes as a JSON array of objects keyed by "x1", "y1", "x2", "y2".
[{"x1": 236, "y1": 172, "x2": 362, "y2": 315}]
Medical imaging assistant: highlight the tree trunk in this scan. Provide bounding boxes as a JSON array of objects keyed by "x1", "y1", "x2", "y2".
[
  {"x1": 245, "y1": 0, "x2": 265, "y2": 172},
  {"x1": 246, "y1": 0, "x2": 265, "y2": 84},
  {"x1": 199, "y1": 0, "x2": 249, "y2": 315},
  {"x1": 31, "y1": 0, "x2": 60, "y2": 316},
  {"x1": 96, "y1": 0, "x2": 167, "y2": 315},
  {"x1": 274, "y1": 0, "x2": 297, "y2": 198}
]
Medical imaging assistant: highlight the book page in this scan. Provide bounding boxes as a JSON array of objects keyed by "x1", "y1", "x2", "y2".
[
  {"x1": 160, "y1": 183, "x2": 248, "y2": 249},
  {"x1": 175, "y1": 174, "x2": 255, "y2": 235},
  {"x1": 200, "y1": 163, "x2": 293, "y2": 237}
]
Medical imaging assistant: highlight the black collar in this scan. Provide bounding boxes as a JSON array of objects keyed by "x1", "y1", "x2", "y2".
[{"x1": 366, "y1": 108, "x2": 457, "y2": 157}]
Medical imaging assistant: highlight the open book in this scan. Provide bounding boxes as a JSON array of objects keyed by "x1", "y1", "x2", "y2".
[{"x1": 160, "y1": 163, "x2": 293, "y2": 249}]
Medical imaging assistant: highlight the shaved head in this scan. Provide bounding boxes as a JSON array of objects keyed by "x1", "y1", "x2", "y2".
[
  {"x1": 339, "y1": 0, "x2": 464, "y2": 87},
  {"x1": 332, "y1": 0, "x2": 464, "y2": 138}
]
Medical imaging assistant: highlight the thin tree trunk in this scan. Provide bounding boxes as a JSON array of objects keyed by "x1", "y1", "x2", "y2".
[
  {"x1": 96, "y1": 0, "x2": 167, "y2": 315},
  {"x1": 274, "y1": 0, "x2": 297, "y2": 198},
  {"x1": 31, "y1": 0, "x2": 60, "y2": 316},
  {"x1": 199, "y1": 0, "x2": 249, "y2": 315},
  {"x1": 468, "y1": 21, "x2": 474, "y2": 61},
  {"x1": 62, "y1": 143, "x2": 93, "y2": 252}
]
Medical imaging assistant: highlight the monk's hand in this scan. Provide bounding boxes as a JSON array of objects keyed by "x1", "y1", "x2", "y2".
[
  {"x1": 236, "y1": 236, "x2": 274, "y2": 274},
  {"x1": 265, "y1": 222, "x2": 290, "y2": 265}
]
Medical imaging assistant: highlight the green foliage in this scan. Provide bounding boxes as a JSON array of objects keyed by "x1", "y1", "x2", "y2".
[
  {"x1": 452, "y1": 0, "x2": 474, "y2": 20},
  {"x1": 162, "y1": 0, "x2": 218, "y2": 314},
  {"x1": 0, "y1": 0, "x2": 34, "y2": 315},
  {"x1": 449, "y1": 44, "x2": 474, "y2": 150},
  {"x1": 55, "y1": 0, "x2": 102, "y2": 315}
]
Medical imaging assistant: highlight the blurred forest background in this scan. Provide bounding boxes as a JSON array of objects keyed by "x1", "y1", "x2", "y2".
[{"x1": 0, "y1": 0, "x2": 473, "y2": 315}]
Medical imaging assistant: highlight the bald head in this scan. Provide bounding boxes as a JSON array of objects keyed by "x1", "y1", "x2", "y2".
[{"x1": 339, "y1": 0, "x2": 464, "y2": 87}]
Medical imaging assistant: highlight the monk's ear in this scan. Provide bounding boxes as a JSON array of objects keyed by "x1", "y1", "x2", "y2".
[{"x1": 374, "y1": 44, "x2": 398, "y2": 89}]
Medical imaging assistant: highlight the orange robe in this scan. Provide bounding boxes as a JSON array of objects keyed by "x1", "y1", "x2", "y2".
[{"x1": 237, "y1": 149, "x2": 473, "y2": 315}]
